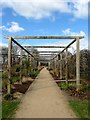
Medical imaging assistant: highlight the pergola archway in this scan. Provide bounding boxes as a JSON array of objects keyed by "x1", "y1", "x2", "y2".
[{"x1": 5, "y1": 35, "x2": 84, "y2": 93}]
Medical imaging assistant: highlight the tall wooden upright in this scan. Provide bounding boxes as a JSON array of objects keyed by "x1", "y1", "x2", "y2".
[
  {"x1": 20, "y1": 48, "x2": 22, "y2": 83},
  {"x1": 7, "y1": 37, "x2": 12, "y2": 94},
  {"x1": 76, "y1": 37, "x2": 80, "y2": 91},
  {"x1": 66, "y1": 48, "x2": 68, "y2": 84},
  {"x1": 60, "y1": 54, "x2": 62, "y2": 79}
]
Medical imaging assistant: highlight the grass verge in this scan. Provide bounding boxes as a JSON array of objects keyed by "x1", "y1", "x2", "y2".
[
  {"x1": 2, "y1": 100, "x2": 20, "y2": 119},
  {"x1": 69, "y1": 100, "x2": 89, "y2": 118}
]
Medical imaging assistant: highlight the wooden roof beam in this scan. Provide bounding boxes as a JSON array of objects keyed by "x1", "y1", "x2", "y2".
[
  {"x1": 24, "y1": 46, "x2": 66, "y2": 48},
  {"x1": 5, "y1": 36, "x2": 84, "y2": 39}
]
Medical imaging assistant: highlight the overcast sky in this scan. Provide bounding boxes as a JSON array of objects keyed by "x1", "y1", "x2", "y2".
[{"x1": 0, "y1": 0, "x2": 89, "y2": 52}]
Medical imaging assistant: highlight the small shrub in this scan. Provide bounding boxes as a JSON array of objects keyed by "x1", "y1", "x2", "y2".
[
  {"x1": 59, "y1": 82, "x2": 76, "y2": 90},
  {"x1": 2, "y1": 71, "x2": 8, "y2": 78},
  {"x1": 12, "y1": 76, "x2": 20, "y2": 83},
  {"x1": 4, "y1": 94, "x2": 13, "y2": 100},
  {"x1": 29, "y1": 70, "x2": 40, "y2": 78},
  {"x1": 59, "y1": 83, "x2": 69, "y2": 90},
  {"x1": 81, "y1": 85, "x2": 90, "y2": 91}
]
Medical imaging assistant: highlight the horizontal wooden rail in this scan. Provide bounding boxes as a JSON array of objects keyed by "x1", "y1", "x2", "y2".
[
  {"x1": 38, "y1": 51, "x2": 60, "y2": 53},
  {"x1": 24, "y1": 46, "x2": 66, "y2": 48},
  {"x1": 52, "y1": 39, "x2": 77, "y2": 59},
  {"x1": 5, "y1": 36, "x2": 84, "y2": 39},
  {"x1": 39, "y1": 54, "x2": 57, "y2": 55},
  {"x1": 11, "y1": 37, "x2": 37, "y2": 60}
]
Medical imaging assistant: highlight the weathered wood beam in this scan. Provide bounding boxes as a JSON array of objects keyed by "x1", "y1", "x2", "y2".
[
  {"x1": 10, "y1": 37, "x2": 35, "y2": 58},
  {"x1": 39, "y1": 60, "x2": 50, "y2": 62},
  {"x1": 61, "y1": 39, "x2": 76, "y2": 53},
  {"x1": 60, "y1": 54, "x2": 62, "y2": 80},
  {"x1": 38, "y1": 51, "x2": 60, "y2": 53},
  {"x1": 24, "y1": 46, "x2": 66, "y2": 48},
  {"x1": 52, "y1": 39, "x2": 77, "y2": 59},
  {"x1": 7, "y1": 37, "x2": 12, "y2": 94},
  {"x1": 5, "y1": 36, "x2": 84, "y2": 39},
  {"x1": 65, "y1": 48, "x2": 68, "y2": 84},
  {"x1": 0, "y1": 54, "x2": 27, "y2": 56},
  {"x1": 20, "y1": 48, "x2": 22, "y2": 84},
  {"x1": 48, "y1": 61, "x2": 50, "y2": 69},
  {"x1": 39, "y1": 54, "x2": 57, "y2": 55},
  {"x1": 76, "y1": 37, "x2": 80, "y2": 91}
]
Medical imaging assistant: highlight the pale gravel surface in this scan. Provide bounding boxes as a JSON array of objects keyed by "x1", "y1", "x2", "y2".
[{"x1": 14, "y1": 68, "x2": 76, "y2": 118}]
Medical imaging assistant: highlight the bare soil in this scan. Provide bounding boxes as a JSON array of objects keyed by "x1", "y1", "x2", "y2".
[{"x1": 11, "y1": 81, "x2": 32, "y2": 94}]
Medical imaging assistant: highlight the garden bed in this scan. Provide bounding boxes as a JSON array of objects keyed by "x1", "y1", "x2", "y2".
[
  {"x1": 57, "y1": 82, "x2": 89, "y2": 118},
  {"x1": 11, "y1": 81, "x2": 32, "y2": 94}
]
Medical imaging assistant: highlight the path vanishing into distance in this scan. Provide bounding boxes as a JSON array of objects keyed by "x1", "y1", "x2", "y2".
[{"x1": 15, "y1": 68, "x2": 76, "y2": 118}]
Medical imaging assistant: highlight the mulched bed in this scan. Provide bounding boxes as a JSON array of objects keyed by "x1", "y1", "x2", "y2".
[
  {"x1": 11, "y1": 81, "x2": 32, "y2": 94},
  {"x1": 68, "y1": 87, "x2": 89, "y2": 100},
  {"x1": 51, "y1": 71, "x2": 90, "y2": 101},
  {"x1": 2, "y1": 81, "x2": 33, "y2": 95}
]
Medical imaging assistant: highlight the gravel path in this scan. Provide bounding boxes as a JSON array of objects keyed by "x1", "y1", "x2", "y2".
[{"x1": 14, "y1": 68, "x2": 76, "y2": 118}]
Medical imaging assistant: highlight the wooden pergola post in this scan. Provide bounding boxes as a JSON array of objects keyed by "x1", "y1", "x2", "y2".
[
  {"x1": 30, "y1": 55, "x2": 32, "y2": 72},
  {"x1": 48, "y1": 61, "x2": 50, "y2": 69},
  {"x1": 27, "y1": 53, "x2": 29, "y2": 61},
  {"x1": 65, "y1": 48, "x2": 68, "y2": 84},
  {"x1": 58, "y1": 54, "x2": 60, "y2": 77},
  {"x1": 38, "y1": 61, "x2": 41, "y2": 67},
  {"x1": 56, "y1": 55, "x2": 59, "y2": 77},
  {"x1": 76, "y1": 37, "x2": 80, "y2": 91},
  {"x1": 20, "y1": 48, "x2": 22, "y2": 83},
  {"x1": 7, "y1": 37, "x2": 12, "y2": 94},
  {"x1": 60, "y1": 54, "x2": 62, "y2": 80},
  {"x1": 54, "y1": 58, "x2": 56, "y2": 70}
]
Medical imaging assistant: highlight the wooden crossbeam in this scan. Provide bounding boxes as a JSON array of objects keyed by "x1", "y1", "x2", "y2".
[
  {"x1": 38, "y1": 51, "x2": 60, "y2": 53},
  {"x1": 24, "y1": 46, "x2": 65, "y2": 48},
  {"x1": 5, "y1": 36, "x2": 84, "y2": 39},
  {"x1": 52, "y1": 38, "x2": 78, "y2": 59},
  {"x1": 39, "y1": 54, "x2": 57, "y2": 55},
  {"x1": 39, "y1": 59, "x2": 53, "y2": 61},
  {"x1": 11, "y1": 37, "x2": 36, "y2": 59}
]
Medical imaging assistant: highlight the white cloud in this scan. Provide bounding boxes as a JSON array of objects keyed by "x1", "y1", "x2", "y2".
[
  {"x1": 63, "y1": 28, "x2": 71, "y2": 35},
  {"x1": 0, "y1": 25, "x2": 5, "y2": 29},
  {"x1": 63, "y1": 28, "x2": 86, "y2": 36},
  {"x1": 70, "y1": 0, "x2": 89, "y2": 19},
  {"x1": 6, "y1": 22, "x2": 24, "y2": 33},
  {"x1": 0, "y1": 0, "x2": 89, "y2": 19},
  {"x1": 62, "y1": 28, "x2": 88, "y2": 50},
  {"x1": 0, "y1": 22, "x2": 24, "y2": 33}
]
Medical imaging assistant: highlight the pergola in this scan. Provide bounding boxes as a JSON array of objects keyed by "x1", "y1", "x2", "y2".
[{"x1": 5, "y1": 35, "x2": 84, "y2": 92}]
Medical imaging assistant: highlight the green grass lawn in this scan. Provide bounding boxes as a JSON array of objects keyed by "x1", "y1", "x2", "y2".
[
  {"x1": 69, "y1": 100, "x2": 89, "y2": 118},
  {"x1": 2, "y1": 100, "x2": 20, "y2": 119}
]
